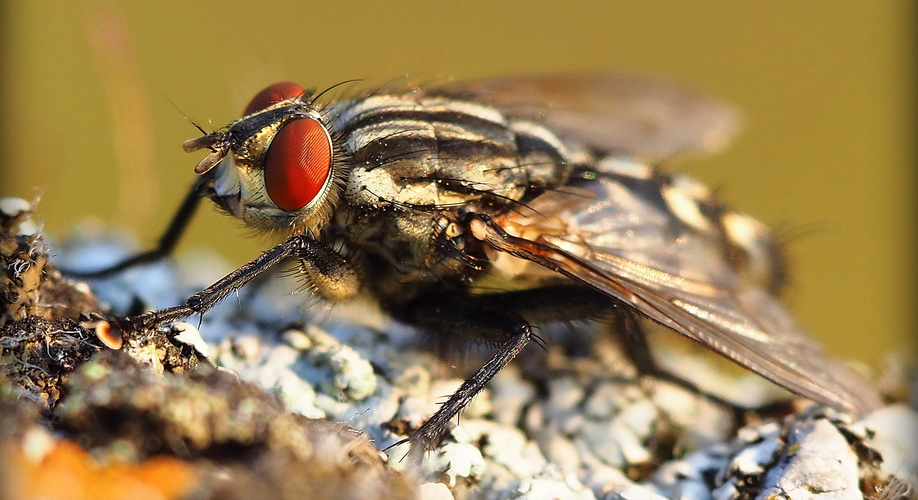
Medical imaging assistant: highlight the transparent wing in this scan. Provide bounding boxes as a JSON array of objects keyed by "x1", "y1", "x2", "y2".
[
  {"x1": 436, "y1": 73, "x2": 740, "y2": 159},
  {"x1": 478, "y1": 173, "x2": 882, "y2": 414}
]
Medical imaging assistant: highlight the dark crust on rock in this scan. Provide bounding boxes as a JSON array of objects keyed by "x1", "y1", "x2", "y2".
[
  {"x1": 0, "y1": 316, "x2": 101, "y2": 408},
  {"x1": 0, "y1": 204, "x2": 416, "y2": 500},
  {"x1": 56, "y1": 350, "x2": 414, "y2": 499},
  {"x1": 2, "y1": 215, "x2": 104, "y2": 408}
]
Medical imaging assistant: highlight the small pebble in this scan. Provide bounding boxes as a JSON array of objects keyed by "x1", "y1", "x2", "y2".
[
  {"x1": 283, "y1": 328, "x2": 313, "y2": 350},
  {"x1": 418, "y1": 482, "x2": 454, "y2": 500},
  {"x1": 489, "y1": 365, "x2": 535, "y2": 427},
  {"x1": 756, "y1": 418, "x2": 861, "y2": 500},
  {"x1": 516, "y1": 473, "x2": 596, "y2": 500},
  {"x1": 729, "y1": 437, "x2": 780, "y2": 476},
  {"x1": 429, "y1": 442, "x2": 486, "y2": 487},
  {"x1": 853, "y1": 404, "x2": 918, "y2": 476},
  {"x1": 171, "y1": 322, "x2": 209, "y2": 358}
]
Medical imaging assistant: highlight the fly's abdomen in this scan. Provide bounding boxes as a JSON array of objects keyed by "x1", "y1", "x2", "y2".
[{"x1": 578, "y1": 155, "x2": 786, "y2": 294}]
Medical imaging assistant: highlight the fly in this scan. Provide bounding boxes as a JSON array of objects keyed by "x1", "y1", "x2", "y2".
[{"x1": 79, "y1": 74, "x2": 882, "y2": 460}]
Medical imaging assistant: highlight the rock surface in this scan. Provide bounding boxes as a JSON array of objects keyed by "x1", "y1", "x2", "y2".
[{"x1": 1, "y1": 197, "x2": 915, "y2": 500}]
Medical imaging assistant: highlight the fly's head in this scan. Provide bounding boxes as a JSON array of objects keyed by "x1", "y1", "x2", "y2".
[{"x1": 183, "y1": 82, "x2": 346, "y2": 235}]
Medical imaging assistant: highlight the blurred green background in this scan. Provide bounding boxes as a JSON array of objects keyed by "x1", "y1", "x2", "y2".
[{"x1": 1, "y1": 2, "x2": 913, "y2": 369}]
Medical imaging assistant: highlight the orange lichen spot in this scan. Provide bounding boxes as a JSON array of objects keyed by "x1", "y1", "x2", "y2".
[
  {"x1": 2, "y1": 438, "x2": 198, "y2": 500},
  {"x1": 95, "y1": 321, "x2": 123, "y2": 350}
]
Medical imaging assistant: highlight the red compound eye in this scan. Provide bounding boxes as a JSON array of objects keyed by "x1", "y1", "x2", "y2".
[
  {"x1": 244, "y1": 82, "x2": 305, "y2": 115},
  {"x1": 264, "y1": 118, "x2": 333, "y2": 211}
]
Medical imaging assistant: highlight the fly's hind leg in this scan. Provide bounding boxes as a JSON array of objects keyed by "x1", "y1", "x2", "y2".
[{"x1": 608, "y1": 304, "x2": 748, "y2": 419}]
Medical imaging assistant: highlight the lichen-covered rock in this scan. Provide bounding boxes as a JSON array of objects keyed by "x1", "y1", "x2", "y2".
[
  {"x1": 0, "y1": 199, "x2": 415, "y2": 500},
  {"x1": 1, "y1": 198, "x2": 103, "y2": 408},
  {"x1": 2, "y1": 199, "x2": 915, "y2": 500}
]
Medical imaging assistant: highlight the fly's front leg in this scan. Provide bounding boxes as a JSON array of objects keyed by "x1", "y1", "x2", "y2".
[
  {"x1": 65, "y1": 177, "x2": 209, "y2": 278},
  {"x1": 108, "y1": 234, "x2": 356, "y2": 336}
]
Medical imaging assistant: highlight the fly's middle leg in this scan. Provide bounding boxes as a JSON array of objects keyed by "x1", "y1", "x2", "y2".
[
  {"x1": 392, "y1": 285, "x2": 616, "y2": 461},
  {"x1": 393, "y1": 293, "x2": 533, "y2": 461}
]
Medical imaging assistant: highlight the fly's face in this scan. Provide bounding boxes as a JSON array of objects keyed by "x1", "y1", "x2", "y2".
[{"x1": 183, "y1": 83, "x2": 344, "y2": 235}]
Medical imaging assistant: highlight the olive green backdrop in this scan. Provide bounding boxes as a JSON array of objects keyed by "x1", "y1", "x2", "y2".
[{"x1": 1, "y1": 2, "x2": 914, "y2": 369}]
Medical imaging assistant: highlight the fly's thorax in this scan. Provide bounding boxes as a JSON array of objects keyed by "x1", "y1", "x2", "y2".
[
  {"x1": 338, "y1": 208, "x2": 483, "y2": 305},
  {"x1": 344, "y1": 158, "x2": 526, "y2": 210},
  {"x1": 326, "y1": 91, "x2": 587, "y2": 211},
  {"x1": 321, "y1": 91, "x2": 600, "y2": 300}
]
